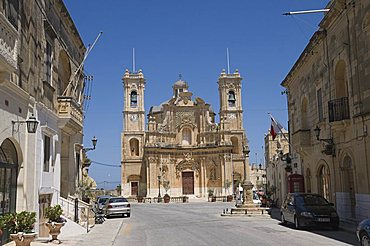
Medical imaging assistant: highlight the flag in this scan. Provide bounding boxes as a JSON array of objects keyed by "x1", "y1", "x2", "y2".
[{"x1": 270, "y1": 115, "x2": 286, "y2": 140}]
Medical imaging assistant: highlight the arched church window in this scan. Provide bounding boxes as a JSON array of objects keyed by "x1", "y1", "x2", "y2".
[
  {"x1": 182, "y1": 128, "x2": 192, "y2": 145},
  {"x1": 130, "y1": 91, "x2": 138, "y2": 108},
  {"x1": 228, "y1": 91, "x2": 236, "y2": 107},
  {"x1": 210, "y1": 167, "x2": 216, "y2": 180},
  {"x1": 129, "y1": 138, "x2": 139, "y2": 156}
]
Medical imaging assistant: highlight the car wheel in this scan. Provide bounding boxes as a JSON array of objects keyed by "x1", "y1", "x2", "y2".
[
  {"x1": 332, "y1": 224, "x2": 339, "y2": 230},
  {"x1": 281, "y1": 213, "x2": 287, "y2": 225},
  {"x1": 127, "y1": 213, "x2": 131, "y2": 218},
  {"x1": 294, "y1": 216, "x2": 301, "y2": 229},
  {"x1": 360, "y1": 232, "x2": 370, "y2": 246}
]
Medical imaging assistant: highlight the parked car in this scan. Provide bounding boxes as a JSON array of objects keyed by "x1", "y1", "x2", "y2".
[
  {"x1": 280, "y1": 193, "x2": 339, "y2": 230},
  {"x1": 356, "y1": 218, "x2": 370, "y2": 246},
  {"x1": 253, "y1": 191, "x2": 262, "y2": 206},
  {"x1": 103, "y1": 197, "x2": 131, "y2": 218},
  {"x1": 95, "y1": 195, "x2": 111, "y2": 212}
]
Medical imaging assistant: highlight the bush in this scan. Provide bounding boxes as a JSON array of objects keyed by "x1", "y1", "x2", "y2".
[
  {"x1": 0, "y1": 211, "x2": 36, "y2": 233},
  {"x1": 45, "y1": 205, "x2": 64, "y2": 223}
]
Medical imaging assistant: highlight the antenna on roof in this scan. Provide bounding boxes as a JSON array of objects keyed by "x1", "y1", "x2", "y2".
[
  {"x1": 132, "y1": 48, "x2": 136, "y2": 73},
  {"x1": 226, "y1": 48, "x2": 230, "y2": 74}
]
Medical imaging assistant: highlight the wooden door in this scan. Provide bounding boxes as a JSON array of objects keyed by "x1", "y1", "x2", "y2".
[
  {"x1": 131, "y1": 182, "x2": 138, "y2": 196},
  {"x1": 182, "y1": 172, "x2": 194, "y2": 195}
]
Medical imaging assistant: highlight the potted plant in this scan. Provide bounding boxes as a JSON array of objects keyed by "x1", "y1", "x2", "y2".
[
  {"x1": 0, "y1": 211, "x2": 37, "y2": 246},
  {"x1": 163, "y1": 193, "x2": 170, "y2": 203},
  {"x1": 162, "y1": 180, "x2": 170, "y2": 203},
  {"x1": 208, "y1": 189, "x2": 216, "y2": 202},
  {"x1": 44, "y1": 205, "x2": 66, "y2": 242}
]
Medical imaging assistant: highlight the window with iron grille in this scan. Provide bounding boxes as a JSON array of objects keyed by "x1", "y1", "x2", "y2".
[
  {"x1": 43, "y1": 135, "x2": 50, "y2": 172},
  {"x1": 45, "y1": 41, "x2": 52, "y2": 84},
  {"x1": 3, "y1": 0, "x2": 18, "y2": 29},
  {"x1": 328, "y1": 97, "x2": 350, "y2": 122}
]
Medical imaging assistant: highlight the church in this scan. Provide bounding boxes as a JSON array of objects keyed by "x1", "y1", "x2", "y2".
[{"x1": 121, "y1": 69, "x2": 250, "y2": 198}]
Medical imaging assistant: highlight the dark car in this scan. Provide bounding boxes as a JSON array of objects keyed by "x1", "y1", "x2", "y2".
[
  {"x1": 280, "y1": 193, "x2": 339, "y2": 230},
  {"x1": 95, "y1": 195, "x2": 111, "y2": 212},
  {"x1": 356, "y1": 218, "x2": 370, "y2": 246}
]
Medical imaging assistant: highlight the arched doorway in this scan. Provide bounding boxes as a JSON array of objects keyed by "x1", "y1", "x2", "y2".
[
  {"x1": 317, "y1": 164, "x2": 330, "y2": 201},
  {"x1": 182, "y1": 171, "x2": 194, "y2": 195},
  {"x1": 341, "y1": 155, "x2": 356, "y2": 219},
  {"x1": 0, "y1": 139, "x2": 18, "y2": 216}
]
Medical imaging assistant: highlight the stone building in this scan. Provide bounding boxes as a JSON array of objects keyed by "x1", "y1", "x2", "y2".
[
  {"x1": 264, "y1": 131, "x2": 292, "y2": 207},
  {"x1": 0, "y1": 0, "x2": 86, "y2": 237},
  {"x1": 121, "y1": 69, "x2": 250, "y2": 198},
  {"x1": 249, "y1": 163, "x2": 266, "y2": 192},
  {"x1": 281, "y1": 0, "x2": 370, "y2": 221}
]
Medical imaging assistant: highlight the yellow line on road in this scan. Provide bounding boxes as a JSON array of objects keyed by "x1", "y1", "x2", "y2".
[{"x1": 120, "y1": 223, "x2": 132, "y2": 236}]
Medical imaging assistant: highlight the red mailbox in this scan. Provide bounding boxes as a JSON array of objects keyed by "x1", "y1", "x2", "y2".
[{"x1": 287, "y1": 174, "x2": 305, "y2": 193}]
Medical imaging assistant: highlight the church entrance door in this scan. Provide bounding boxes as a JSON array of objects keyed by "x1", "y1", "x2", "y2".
[
  {"x1": 182, "y1": 172, "x2": 194, "y2": 195},
  {"x1": 131, "y1": 182, "x2": 138, "y2": 196}
]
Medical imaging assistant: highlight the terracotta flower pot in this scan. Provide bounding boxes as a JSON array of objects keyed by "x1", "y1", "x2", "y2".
[
  {"x1": 45, "y1": 222, "x2": 65, "y2": 241},
  {"x1": 163, "y1": 195, "x2": 170, "y2": 203},
  {"x1": 10, "y1": 232, "x2": 37, "y2": 246}
]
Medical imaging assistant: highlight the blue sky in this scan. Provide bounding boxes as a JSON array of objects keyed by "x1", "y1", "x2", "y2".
[{"x1": 64, "y1": 0, "x2": 329, "y2": 189}]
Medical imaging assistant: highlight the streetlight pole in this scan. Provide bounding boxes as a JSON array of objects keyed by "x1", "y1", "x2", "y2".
[{"x1": 158, "y1": 175, "x2": 161, "y2": 197}]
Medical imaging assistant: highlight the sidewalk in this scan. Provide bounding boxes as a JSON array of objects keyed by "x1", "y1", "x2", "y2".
[{"x1": 4, "y1": 217, "x2": 125, "y2": 246}]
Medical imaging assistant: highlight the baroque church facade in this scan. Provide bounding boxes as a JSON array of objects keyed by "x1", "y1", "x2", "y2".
[{"x1": 121, "y1": 69, "x2": 250, "y2": 198}]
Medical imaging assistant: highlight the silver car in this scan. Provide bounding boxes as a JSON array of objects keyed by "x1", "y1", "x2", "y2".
[{"x1": 103, "y1": 197, "x2": 131, "y2": 218}]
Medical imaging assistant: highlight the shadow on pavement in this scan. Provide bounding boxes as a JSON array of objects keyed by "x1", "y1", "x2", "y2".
[{"x1": 268, "y1": 207, "x2": 359, "y2": 246}]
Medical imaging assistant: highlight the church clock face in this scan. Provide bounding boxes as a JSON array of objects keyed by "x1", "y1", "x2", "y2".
[{"x1": 130, "y1": 114, "x2": 138, "y2": 122}]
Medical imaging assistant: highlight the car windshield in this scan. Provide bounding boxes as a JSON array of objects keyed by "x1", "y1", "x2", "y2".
[
  {"x1": 99, "y1": 198, "x2": 110, "y2": 204},
  {"x1": 109, "y1": 198, "x2": 128, "y2": 203},
  {"x1": 296, "y1": 195, "x2": 329, "y2": 206}
]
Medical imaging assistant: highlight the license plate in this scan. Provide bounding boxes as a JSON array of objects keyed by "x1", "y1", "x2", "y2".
[{"x1": 317, "y1": 218, "x2": 330, "y2": 222}]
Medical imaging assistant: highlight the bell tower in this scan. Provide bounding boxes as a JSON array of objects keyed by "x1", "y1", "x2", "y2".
[
  {"x1": 121, "y1": 69, "x2": 146, "y2": 197},
  {"x1": 218, "y1": 69, "x2": 244, "y2": 130}
]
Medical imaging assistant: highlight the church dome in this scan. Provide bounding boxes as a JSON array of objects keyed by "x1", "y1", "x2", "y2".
[{"x1": 173, "y1": 80, "x2": 188, "y2": 88}]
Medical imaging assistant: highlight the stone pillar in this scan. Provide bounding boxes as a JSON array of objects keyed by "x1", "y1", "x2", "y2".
[
  {"x1": 240, "y1": 180, "x2": 255, "y2": 207},
  {"x1": 220, "y1": 156, "x2": 225, "y2": 195}
]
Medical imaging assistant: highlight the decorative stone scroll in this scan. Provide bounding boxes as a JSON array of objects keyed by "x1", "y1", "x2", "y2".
[
  {"x1": 175, "y1": 160, "x2": 200, "y2": 178},
  {"x1": 175, "y1": 111, "x2": 195, "y2": 129}
]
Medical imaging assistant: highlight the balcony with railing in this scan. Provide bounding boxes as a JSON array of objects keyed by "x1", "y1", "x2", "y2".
[
  {"x1": 0, "y1": 12, "x2": 18, "y2": 73},
  {"x1": 57, "y1": 96, "x2": 83, "y2": 132},
  {"x1": 328, "y1": 97, "x2": 350, "y2": 122}
]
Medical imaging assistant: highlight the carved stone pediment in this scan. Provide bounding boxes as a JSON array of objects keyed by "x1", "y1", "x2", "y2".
[
  {"x1": 175, "y1": 111, "x2": 195, "y2": 129},
  {"x1": 175, "y1": 160, "x2": 200, "y2": 178}
]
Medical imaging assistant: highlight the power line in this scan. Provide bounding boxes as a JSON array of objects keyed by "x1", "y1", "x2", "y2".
[
  {"x1": 97, "y1": 181, "x2": 121, "y2": 184},
  {"x1": 91, "y1": 160, "x2": 121, "y2": 168}
]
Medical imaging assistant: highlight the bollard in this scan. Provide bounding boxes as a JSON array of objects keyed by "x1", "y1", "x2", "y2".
[{"x1": 74, "y1": 198, "x2": 79, "y2": 223}]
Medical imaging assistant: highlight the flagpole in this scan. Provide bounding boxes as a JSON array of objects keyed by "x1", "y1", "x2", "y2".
[{"x1": 268, "y1": 112, "x2": 293, "y2": 155}]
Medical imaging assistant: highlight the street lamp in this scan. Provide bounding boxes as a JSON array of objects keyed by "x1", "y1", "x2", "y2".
[
  {"x1": 83, "y1": 136, "x2": 98, "y2": 152},
  {"x1": 157, "y1": 175, "x2": 162, "y2": 201},
  {"x1": 12, "y1": 113, "x2": 39, "y2": 134},
  {"x1": 314, "y1": 126, "x2": 335, "y2": 156}
]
